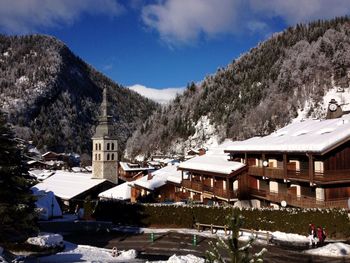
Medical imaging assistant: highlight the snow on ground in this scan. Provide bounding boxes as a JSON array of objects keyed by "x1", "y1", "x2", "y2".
[
  {"x1": 151, "y1": 254, "x2": 204, "y2": 263},
  {"x1": 40, "y1": 241, "x2": 137, "y2": 262},
  {"x1": 26, "y1": 233, "x2": 63, "y2": 247},
  {"x1": 271, "y1": 231, "x2": 309, "y2": 244},
  {"x1": 0, "y1": 247, "x2": 6, "y2": 263},
  {"x1": 305, "y1": 242, "x2": 350, "y2": 257}
]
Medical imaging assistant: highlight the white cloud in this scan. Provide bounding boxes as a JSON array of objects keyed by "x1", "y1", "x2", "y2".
[
  {"x1": 141, "y1": 0, "x2": 350, "y2": 46},
  {"x1": 129, "y1": 84, "x2": 184, "y2": 104},
  {"x1": 249, "y1": 0, "x2": 350, "y2": 24},
  {"x1": 0, "y1": 0, "x2": 124, "y2": 33},
  {"x1": 141, "y1": 0, "x2": 241, "y2": 45}
]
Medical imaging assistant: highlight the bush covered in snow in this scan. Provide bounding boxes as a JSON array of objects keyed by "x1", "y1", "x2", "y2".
[
  {"x1": 95, "y1": 202, "x2": 350, "y2": 238},
  {"x1": 26, "y1": 233, "x2": 63, "y2": 248}
]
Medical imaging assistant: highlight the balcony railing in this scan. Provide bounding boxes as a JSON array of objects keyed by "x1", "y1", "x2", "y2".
[
  {"x1": 249, "y1": 187, "x2": 348, "y2": 209},
  {"x1": 248, "y1": 166, "x2": 350, "y2": 184},
  {"x1": 182, "y1": 179, "x2": 238, "y2": 199}
]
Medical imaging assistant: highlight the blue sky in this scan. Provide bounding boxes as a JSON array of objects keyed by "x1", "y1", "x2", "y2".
[{"x1": 1, "y1": 0, "x2": 350, "y2": 93}]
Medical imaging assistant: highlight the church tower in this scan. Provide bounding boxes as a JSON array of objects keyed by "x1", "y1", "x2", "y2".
[{"x1": 92, "y1": 87, "x2": 118, "y2": 183}]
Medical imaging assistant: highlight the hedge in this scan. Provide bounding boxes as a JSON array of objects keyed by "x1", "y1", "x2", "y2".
[{"x1": 93, "y1": 201, "x2": 350, "y2": 239}]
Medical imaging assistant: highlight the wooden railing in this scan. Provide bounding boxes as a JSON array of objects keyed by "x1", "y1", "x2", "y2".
[
  {"x1": 248, "y1": 166, "x2": 350, "y2": 184},
  {"x1": 182, "y1": 179, "x2": 238, "y2": 199},
  {"x1": 249, "y1": 188, "x2": 348, "y2": 209}
]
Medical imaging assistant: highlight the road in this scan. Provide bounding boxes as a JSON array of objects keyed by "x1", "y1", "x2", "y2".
[{"x1": 63, "y1": 231, "x2": 350, "y2": 262}]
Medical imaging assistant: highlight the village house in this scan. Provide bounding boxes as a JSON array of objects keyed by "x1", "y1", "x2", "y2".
[
  {"x1": 225, "y1": 100, "x2": 350, "y2": 209},
  {"x1": 99, "y1": 164, "x2": 181, "y2": 203},
  {"x1": 176, "y1": 141, "x2": 247, "y2": 205},
  {"x1": 118, "y1": 162, "x2": 154, "y2": 182}
]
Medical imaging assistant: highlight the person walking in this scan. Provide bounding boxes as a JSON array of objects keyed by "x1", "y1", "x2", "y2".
[{"x1": 308, "y1": 223, "x2": 317, "y2": 247}]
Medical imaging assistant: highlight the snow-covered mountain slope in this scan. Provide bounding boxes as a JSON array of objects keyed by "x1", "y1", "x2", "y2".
[
  {"x1": 0, "y1": 35, "x2": 158, "y2": 154},
  {"x1": 126, "y1": 17, "x2": 350, "y2": 159}
]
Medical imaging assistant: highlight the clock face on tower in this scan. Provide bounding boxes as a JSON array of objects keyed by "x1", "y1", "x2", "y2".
[{"x1": 329, "y1": 103, "x2": 337, "y2": 112}]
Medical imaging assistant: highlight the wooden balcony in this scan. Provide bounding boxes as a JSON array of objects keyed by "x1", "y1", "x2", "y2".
[
  {"x1": 248, "y1": 166, "x2": 350, "y2": 184},
  {"x1": 182, "y1": 179, "x2": 238, "y2": 200},
  {"x1": 249, "y1": 188, "x2": 348, "y2": 209}
]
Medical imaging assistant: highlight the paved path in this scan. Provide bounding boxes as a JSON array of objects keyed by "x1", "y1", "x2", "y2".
[{"x1": 63, "y1": 231, "x2": 350, "y2": 262}]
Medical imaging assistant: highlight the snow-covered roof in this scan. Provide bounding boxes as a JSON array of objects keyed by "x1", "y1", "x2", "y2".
[
  {"x1": 99, "y1": 165, "x2": 182, "y2": 200},
  {"x1": 179, "y1": 140, "x2": 245, "y2": 175},
  {"x1": 225, "y1": 114, "x2": 350, "y2": 154},
  {"x1": 119, "y1": 162, "x2": 154, "y2": 172},
  {"x1": 132, "y1": 165, "x2": 182, "y2": 191},
  {"x1": 98, "y1": 181, "x2": 131, "y2": 200},
  {"x1": 32, "y1": 170, "x2": 108, "y2": 200},
  {"x1": 29, "y1": 169, "x2": 55, "y2": 180}
]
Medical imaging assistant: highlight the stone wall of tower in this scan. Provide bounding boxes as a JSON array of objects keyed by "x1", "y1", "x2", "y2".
[{"x1": 92, "y1": 138, "x2": 118, "y2": 183}]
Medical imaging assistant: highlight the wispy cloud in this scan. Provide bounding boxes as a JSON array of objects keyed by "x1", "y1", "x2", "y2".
[
  {"x1": 141, "y1": 0, "x2": 350, "y2": 46},
  {"x1": 129, "y1": 84, "x2": 184, "y2": 104},
  {"x1": 0, "y1": 0, "x2": 124, "y2": 33}
]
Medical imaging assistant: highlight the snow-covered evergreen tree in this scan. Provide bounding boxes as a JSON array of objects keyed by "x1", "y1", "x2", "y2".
[
  {"x1": 0, "y1": 111, "x2": 37, "y2": 244},
  {"x1": 206, "y1": 210, "x2": 266, "y2": 263}
]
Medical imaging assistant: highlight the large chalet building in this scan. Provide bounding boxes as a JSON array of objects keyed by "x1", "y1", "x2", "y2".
[
  {"x1": 175, "y1": 141, "x2": 248, "y2": 205},
  {"x1": 225, "y1": 100, "x2": 350, "y2": 208}
]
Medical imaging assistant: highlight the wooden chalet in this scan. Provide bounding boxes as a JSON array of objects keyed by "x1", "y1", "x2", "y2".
[
  {"x1": 225, "y1": 107, "x2": 350, "y2": 209},
  {"x1": 118, "y1": 162, "x2": 154, "y2": 182},
  {"x1": 129, "y1": 165, "x2": 182, "y2": 203},
  {"x1": 177, "y1": 143, "x2": 247, "y2": 205}
]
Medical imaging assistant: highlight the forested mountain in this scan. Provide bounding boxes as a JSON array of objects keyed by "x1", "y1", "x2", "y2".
[
  {"x1": 126, "y1": 17, "x2": 350, "y2": 159},
  {"x1": 0, "y1": 35, "x2": 158, "y2": 154}
]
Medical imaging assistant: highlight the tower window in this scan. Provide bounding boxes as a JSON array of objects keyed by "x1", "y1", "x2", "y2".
[
  {"x1": 107, "y1": 153, "x2": 110, "y2": 160},
  {"x1": 111, "y1": 153, "x2": 114, "y2": 160},
  {"x1": 95, "y1": 154, "x2": 97, "y2": 160},
  {"x1": 107, "y1": 143, "x2": 110, "y2": 150},
  {"x1": 95, "y1": 144, "x2": 98, "y2": 151},
  {"x1": 99, "y1": 143, "x2": 101, "y2": 150},
  {"x1": 111, "y1": 143, "x2": 114, "y2": 150},
  {"x1": 98, "y1": 154, "x2": 101, "y2": 160}
]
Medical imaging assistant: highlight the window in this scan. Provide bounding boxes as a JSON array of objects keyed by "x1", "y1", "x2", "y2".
[
  {"x1": 111, "y1": 153, "x2": 114, "y2": 160},
  {"x1": 107, "y1": 143, "x2": 110, "y2": 150},
  {"x1": 107, "y1": 153, "x2": 110, "y2": 161},
  {"x1": 111, "y1": 143, "x2": 114, "y2": 151},
  {"x1": 95, "y1": 144, "x2": 98, "y2": 151},
  {"x1": 99, "y1": 143, "x2": 101, "y2": 150},
  {"x1": 98, "y1": 154, "x2": 101, "y2": 160},
  {"x1": 95, "y1": 154, "x2": 97, "y2": 160}
]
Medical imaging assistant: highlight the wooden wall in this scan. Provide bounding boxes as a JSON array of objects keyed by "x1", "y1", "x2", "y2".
[{"x1": 324, "y1": 141, "x2": 350, "y2": 170}]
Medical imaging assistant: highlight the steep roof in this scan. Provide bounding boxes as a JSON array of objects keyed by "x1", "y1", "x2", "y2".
[
  {"x1": 132, "y1": 164, "x2": 181, "y2": 191},
  {"x1": 225, "y1": 114, "x2": 350, "y2": 154},
  {"x1": 98, "y1": 181, "x2": 131, "y2": 200},
  {"x1": 33, "y1": 170, "x2": 108, "y2": 200},
  {"x1": 93, "y1": 87, "x2": 117, "y2": 139},
  {"x1": 178, "y1": 140, "x2": 246, "y2": 175}
]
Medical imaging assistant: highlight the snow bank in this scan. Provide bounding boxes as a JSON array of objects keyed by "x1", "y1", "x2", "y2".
[
  {"x1": 41, "y1": 241, "x2": 137, "y2": 262},
  {"x1": 152, "y1": 254, "x2": 204, "y2": 263},
  {"x1": 305, "y1": 242, "x2": 350, "y2": 257},
  {"x1": 26, "y1": 233, "x2": 63, "y2": 247},
  {"x1": 271, "y1": 231, "x2": 309, "y2": 244},
  {"x1": 115, "y1": 249, "x2": 137, "y2": 260}
]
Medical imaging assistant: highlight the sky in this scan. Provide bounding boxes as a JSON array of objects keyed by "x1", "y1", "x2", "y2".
[{"x1": 1, "y1": 0, "x2": 350, "y2": 102}]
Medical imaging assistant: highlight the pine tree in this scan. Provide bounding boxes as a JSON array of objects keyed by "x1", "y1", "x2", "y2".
[
  {"x1": 0, "y1": 111, "x2": 37, "y2": 245},
  {"x1": 205, "y1": 209, "x2": 266, "y2": 263}
]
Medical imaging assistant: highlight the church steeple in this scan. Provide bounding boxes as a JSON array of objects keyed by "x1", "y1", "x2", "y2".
[
  {"x1": 93, "y1": 87, "x2": 116, "y2": 139},
  {"x1": 92, "y1": 87, "x2": 118, "y2": 183}
]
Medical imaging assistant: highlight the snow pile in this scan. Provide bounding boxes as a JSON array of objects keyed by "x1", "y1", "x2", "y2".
[
  {"x1": 41, "y1": 241, "x2": 137, "y2": 262},
  {"x1": 306, "y1": 242, "x2": 350, "y2": 257},
  {"x1": 32, "y1": 187, "x2": 62, "y2": 220},
  {"x1": 153, "y1": 254, "x2": 204, "y2": 263},
  {"x1": 26, "y1": 233, "x2": 63, "y2": 247},
  {"x1": 271, "y1": 231, "x2": 309, "y2": 244},
  {"x1": 115, "y1": 249, "x2": 137, "y2": 260}
]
